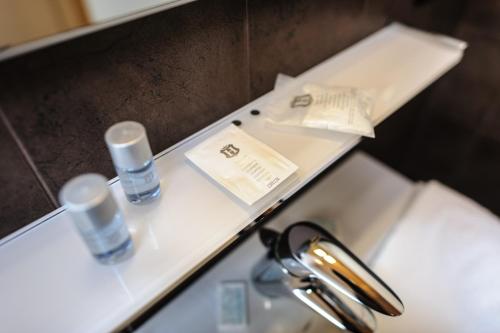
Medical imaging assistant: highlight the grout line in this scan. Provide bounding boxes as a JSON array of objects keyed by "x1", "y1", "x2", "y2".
[
  {"x1": 243, "y1": 0, "x2": 252, "y2": 102},
  {"x1": 0, "y1": 108, "x2": 59, "y2": 207}
]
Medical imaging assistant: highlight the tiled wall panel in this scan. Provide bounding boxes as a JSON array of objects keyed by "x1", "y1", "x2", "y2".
[
  {"x1": 362, "y1": 0, "x2": 500, "y2": 215},
  {"x1": 2, "y1": 0, "x2": 500, "y2": 237},
  {"x1": 0, "y1": 0, "x2": 249, "y2": 238},
  {"x1": 247, "y1": 0, "x2": 390, "y2": 98},
  {"x1": 0, "y1": 115, "x2": 54, "y2": 237}
]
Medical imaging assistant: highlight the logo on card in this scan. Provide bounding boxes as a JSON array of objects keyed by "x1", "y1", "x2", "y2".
[
  {"x1": 291, "y1": 94, "x2": 313, "y2": 108},
  {"x1": 220, "y1": 144, "x2": 240, "y2": 158}
]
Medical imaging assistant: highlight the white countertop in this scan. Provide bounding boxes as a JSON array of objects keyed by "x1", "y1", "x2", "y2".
[{"x1": 0, "y1": 23, "x2": 465, "y2": 333}]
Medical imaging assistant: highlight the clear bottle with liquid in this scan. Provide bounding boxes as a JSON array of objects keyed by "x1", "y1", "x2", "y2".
[
  {"x1": 59, "y1": 173, "x2": 134, "y2": 264},
  {"x1": 105, "y1": 121, "x2": 161, "y2": 204}
]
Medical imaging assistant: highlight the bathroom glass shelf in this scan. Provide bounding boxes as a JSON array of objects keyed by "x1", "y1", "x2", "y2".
[{"x1": 0, "y1": 23, "x2": 465, "y2": 333}]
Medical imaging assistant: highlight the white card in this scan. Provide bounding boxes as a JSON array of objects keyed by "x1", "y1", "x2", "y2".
[{"x1": 185, "y1": 125, "x2": 298, "y2": 205}]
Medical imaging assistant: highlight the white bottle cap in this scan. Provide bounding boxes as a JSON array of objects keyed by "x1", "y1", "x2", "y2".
[
  {"x1": 105, "y1": 121, "x2": 153, "y2": 170},
  {"x1": 59, "y1": 174, "x2": 119, "y2": 229}
]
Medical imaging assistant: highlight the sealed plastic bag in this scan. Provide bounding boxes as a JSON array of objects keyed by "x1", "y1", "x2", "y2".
[{"x1": 267, "y1": 75, "x2": 376, "y2": 138}]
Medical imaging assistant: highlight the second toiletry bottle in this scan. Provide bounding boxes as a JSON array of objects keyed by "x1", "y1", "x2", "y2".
[{"x1": 105, "y1": 121, "x2": 161, "y2": 204}]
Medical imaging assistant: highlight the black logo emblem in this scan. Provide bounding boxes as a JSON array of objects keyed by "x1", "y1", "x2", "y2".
[
  {"x1": 220, "y1": 144, "x2": 240, "y2": 158},
  {"x1": 291, "y1": 94, "x2": 313, "y2": 108}
]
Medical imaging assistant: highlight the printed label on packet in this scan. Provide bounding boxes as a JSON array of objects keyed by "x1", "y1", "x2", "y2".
[{"x1": 185, "y1": 125, "x2": 298, "y2": 205}]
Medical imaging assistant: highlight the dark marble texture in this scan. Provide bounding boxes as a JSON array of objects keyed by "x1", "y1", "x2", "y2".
[
  {"x1": 456, "y1": 136, "x2": 500, "y2": 212},
  {"x1": 247, "y1": 0, "x2": 391, "y2": 98},
  {"x1": 388, "y1": 0, "x2": 466, "y2": 35},
  {"x1": 362, "y1": 0, "x2": 500, "y2": 216},
  {"x1": 363, "y1": 101, "x2": 500, "y2": 216},
  {"x1": 396, "y1": 106, "x2": 478, "y2": 184},
  {"x1": 400, "y1": 0, "x2": 500, "y2": 215},
  {"x1": 359, "y1": 88, "x2": 433, "y2": 171},
  {"x1": 2, "y1": 0, "x2": 500, "y2": 238},
  {"x1": 453, "y1": 1, "x2": 500, "y2": 34},
  {"x1": 0, "y1": 116, "x2": 54, "y2": 239},
  {"x1": 0, "y1": 0, "x2": 249, "y2": 200}
]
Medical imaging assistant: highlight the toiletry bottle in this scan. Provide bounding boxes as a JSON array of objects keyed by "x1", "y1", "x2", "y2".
[
  {"x1": 105, "y1": 121, "x2": 161, "y2": 204},
  {"x1": 59, "y1": 173, "x2": 134, "y2": 264}
]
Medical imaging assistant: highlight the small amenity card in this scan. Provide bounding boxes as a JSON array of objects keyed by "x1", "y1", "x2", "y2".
[
  {"x1": 217, "y1": 281, "x2": 248, "y2": 329},
  {"x1": 185, "y1": 124, "x2": 298, "y2": 205}
]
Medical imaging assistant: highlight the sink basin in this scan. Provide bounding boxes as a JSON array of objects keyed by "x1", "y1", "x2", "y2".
[{"x1": 136, "y1": 151, "x2": 415, "y2": 333}]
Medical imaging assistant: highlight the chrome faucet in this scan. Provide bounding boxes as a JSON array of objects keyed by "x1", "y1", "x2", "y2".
[{"x1": 252, "y1": 222, "x2": 403, "y2": 333}]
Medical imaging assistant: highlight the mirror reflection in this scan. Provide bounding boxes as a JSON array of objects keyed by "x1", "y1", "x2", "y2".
[{"x1": 0, "y1": 0, "x2": 187, "y2": 51}]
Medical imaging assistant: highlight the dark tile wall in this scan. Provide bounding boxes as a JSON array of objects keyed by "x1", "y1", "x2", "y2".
[
  {"x1": 361, "y1": 0, "x2": 500, "y2": 216},
  {"x1": 0, "y1": 0, "x2": 249, "y2": 239},
  {"x1": 0, "y1": 113, "x2": 54, "y2": 236},
  {"x1": 2, "y1": 0, "x2": 499, "y2": 238},
  {"x1": 387, "y1": 0, "x2": 466, "y2": 35},
  {"x1": 248, "y1": 0, "x2": 391, "y2": 98}
]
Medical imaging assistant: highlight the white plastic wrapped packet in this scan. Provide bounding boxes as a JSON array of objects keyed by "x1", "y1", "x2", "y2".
[
  {"x1": 274, "y1": 73, "x2": 294, "y2": 89},
  {"x1": 268, "y1": 76, "x2": 376, "y2": 138}
]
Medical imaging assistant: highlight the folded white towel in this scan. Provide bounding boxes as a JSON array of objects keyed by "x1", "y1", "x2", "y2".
[{"x1": 372, "y1": 181, "x2": 500, "y2": 333}]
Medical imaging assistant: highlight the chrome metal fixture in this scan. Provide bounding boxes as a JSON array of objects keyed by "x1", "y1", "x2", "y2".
[{"x1": 252, "y1": 222, "x2": 404, "y2": 333}]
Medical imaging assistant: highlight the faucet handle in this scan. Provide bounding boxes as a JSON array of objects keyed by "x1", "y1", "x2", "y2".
[
  {"x1": 276, "y1": 222, "x2": 404, "y2": 316},
  {"x1": 299, "y1": 238, "x2": 403, "y2": 316}
]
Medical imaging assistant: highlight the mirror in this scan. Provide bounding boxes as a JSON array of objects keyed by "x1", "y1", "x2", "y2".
[{"x1": 0, "y1": 0, "x2": 194, "y2": 60}]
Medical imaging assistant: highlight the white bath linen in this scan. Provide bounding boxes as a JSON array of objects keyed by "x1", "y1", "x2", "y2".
[{"x1": 372, "y1": 181, "x2": 500, "y2": 333}]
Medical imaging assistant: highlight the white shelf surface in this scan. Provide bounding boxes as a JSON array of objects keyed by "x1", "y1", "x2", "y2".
[{"x1": 0, "y1": 23, "x2": 465, "y2": 333}]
